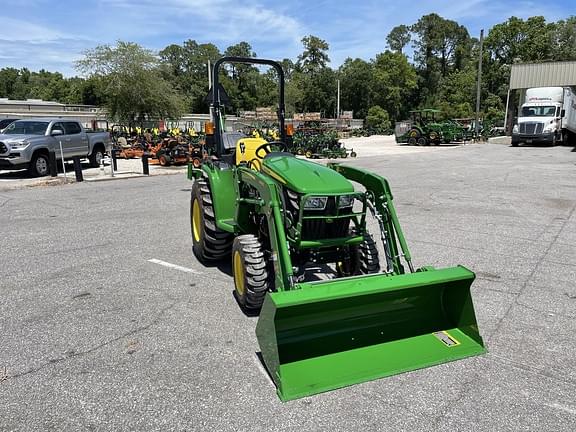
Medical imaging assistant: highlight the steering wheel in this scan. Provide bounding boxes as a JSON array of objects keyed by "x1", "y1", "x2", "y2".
[{"x1": 255, "y1": 141, "x2": 288, "y2": 159}]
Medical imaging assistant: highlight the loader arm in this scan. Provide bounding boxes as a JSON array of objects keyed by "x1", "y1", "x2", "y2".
[{"x1": 327, "y1": 163, "x2": 413, "y2": 273}]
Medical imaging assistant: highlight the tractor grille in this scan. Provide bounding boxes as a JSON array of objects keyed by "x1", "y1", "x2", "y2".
[
  {"x1": 519, "y1": 122, "x2": 543, "y2": 135},
  {"x1": 301, "y1": 197, "x2": 352, "y2": 241},
  {"x1": 301, "y1": 218, "x2": 350, "y2": 240}
]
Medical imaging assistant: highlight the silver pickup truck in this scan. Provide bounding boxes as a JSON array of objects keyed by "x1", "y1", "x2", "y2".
[{"x1": 0, "y1": 118, "x2": 111, "y2": 176}]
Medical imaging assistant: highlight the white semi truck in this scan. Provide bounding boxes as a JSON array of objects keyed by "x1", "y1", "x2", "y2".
[{"x1": 512, "y1": 86, "x2": 576, "y2": 146}]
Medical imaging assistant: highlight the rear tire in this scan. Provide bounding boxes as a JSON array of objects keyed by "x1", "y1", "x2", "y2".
[
  {"x1": 88, "y1": 145, "x2": 105, "y2": 168},
  {"x1": 232, "y1": 234, "x2": 269, "y2": 313},
  {"x1": 417, "y1": 137, "x2": 428, "y2": 146},
  {"x1": 191, "y1": 179, "x2": 233, "y2": 262}
]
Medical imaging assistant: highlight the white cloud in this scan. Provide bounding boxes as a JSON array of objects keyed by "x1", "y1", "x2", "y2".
[
  {"x1": 98, "y1": 0, "x2": 305, "y2": 43},
  {"x1": 0, "y1": 17, "x2": 66, "y2": 42}
]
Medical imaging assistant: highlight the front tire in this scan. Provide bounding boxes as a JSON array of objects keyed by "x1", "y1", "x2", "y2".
[
  {"x1": 29, "y1": 152, "x2": 50, "y2": 177},
  {"x1": 354, "y1": 233, "x2": 381, "y2": 274},
  {"x1": 232, "y1": 235, "x2": 270, "y2": 313},
  {"x1": 159, "y1": 154, "x2": 171, "y2": 166},
  {"x1": 191, "y1": 179, "x2": 233, "y2": 262}
]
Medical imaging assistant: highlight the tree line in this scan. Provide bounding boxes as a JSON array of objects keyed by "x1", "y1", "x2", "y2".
[{"x1": 1, "y1": 14, "x2": 575, "y2": 127}]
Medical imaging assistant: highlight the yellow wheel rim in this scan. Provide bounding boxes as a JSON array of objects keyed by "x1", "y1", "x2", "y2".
[
  {"x1": 233, "y1": 251, "x2": 245, "y2": 296},
  {"x1": 305, "y1": 151, "x2": 312, "y2": 158},
  {"x1": 192, "y1": 199, "x2": 201, "y2": 242}
]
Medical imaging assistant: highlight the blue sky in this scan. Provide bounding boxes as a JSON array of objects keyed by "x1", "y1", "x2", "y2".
[{"x1": 0, "y1": 0, "x2": 572, "y2": 76}]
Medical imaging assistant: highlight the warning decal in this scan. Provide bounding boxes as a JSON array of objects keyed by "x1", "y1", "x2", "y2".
[{"x1": 433, "y1": 331, "x2": 461, "y2": 347}]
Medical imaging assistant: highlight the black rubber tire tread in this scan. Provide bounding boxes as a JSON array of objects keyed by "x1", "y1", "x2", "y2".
[
  {"x1": 28, "y1": 152, "x2": 50, "y2": 177},
  {"x1": 232, "y1": 234, "x2": 269, "y2": 312},
  {"x1": 88, "y1": 145, "x2": 105, "y2": 168},
  {"x1": 355, "y1": 233, "x2": 381, "y2": 274},
  {"x1": 191, "y1": 179, "x2": 233, "y2": 262}
]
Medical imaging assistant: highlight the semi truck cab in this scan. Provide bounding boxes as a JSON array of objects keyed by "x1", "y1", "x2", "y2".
[{"x1": 512, "y1": 86, "x2": 575, "y2": 147}]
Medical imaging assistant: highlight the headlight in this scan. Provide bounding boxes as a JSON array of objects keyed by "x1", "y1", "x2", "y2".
[
  {"x1": 338, "y1": 195, "x2": 354, "y2": 208},
  {"x1": 304, "y1": 196, "x2": 328, "y2": 210},
  {"x1": 10, "y1": 141, "x2": 29, "y2": 150},
  {"x1": 543, "y1": 122, "x2": 557, "y2": 132},
  {"x1": 512, "y1": 125, "x2": 518, "y2": 133}
]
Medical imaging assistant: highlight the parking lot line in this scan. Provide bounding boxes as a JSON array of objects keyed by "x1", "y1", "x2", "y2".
[{"x1": 148, "y1": 258, "x2": 200, "y2": 274}]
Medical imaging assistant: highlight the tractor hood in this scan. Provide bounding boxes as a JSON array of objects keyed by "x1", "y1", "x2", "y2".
[{"x1": 262, "y1": 155, "x2": 354, "y2": 194}]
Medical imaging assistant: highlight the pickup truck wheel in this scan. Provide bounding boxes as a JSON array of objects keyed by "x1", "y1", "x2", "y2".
[
  {"x1": 29, "y1": 153, "x2": 50, "y2": 177},
  {"x1": 89, "y1": 146, "x2": 105, "y2": 168}
]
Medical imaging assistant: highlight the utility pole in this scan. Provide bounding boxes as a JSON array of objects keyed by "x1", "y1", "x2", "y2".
[
  {"x1": 475, "y1": 29, "x2": 484, "y2": 141},
  {"x1": 337, "y1": 79, "x2": 341, "y2": 120}
]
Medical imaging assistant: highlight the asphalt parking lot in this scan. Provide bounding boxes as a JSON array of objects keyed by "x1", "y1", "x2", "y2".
[{"x1": 1, "y1": 140, "x2": 575, "y2": 431}]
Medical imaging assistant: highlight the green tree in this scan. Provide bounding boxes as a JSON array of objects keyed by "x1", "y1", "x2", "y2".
[
  {"x1": 436, "y1": 67, "x2": 477, "y2": 118},
  {"x1": 222, "y1": 42, "x2": 259, "y2": 112},
  {"x1": 372, "y1": 50, "x2": 418, "y2": 120},
  {"x1": 76, "y1": 41, "x2": 185, "y2": 126},
  {"x1": 297, "y1": 35, "x2": 330, "y2": 74},
  {"x1": 483, "y1": 16, "x2": 557, "y2": 103},
  {"x1": 0, "y1": 68, "x2": 22, "y2": 98},
  {"x1": 386, "y1": 25, "x2": 411, "y2": 53},
  {"x1": 485, "y1": 16, "x2": 555, "y2": 64},
  {"x1": 292, "y1": 36, "x2": 335, "y2": 114},
  {"x1": 552, "y1": 17, "x2": 576, "y2": 61},
  {"x1": 159, "y1": 40, "x2": 221, "y2": 113},
  {"x1": 365, "y1": 105, "x2": 391, "y2": 131},
  {"x1": 410, "y1": 13, "x2": 471, "y2": 103},
  {"x1": 338, "y1": 58, "x2": 374, "y2": 118}
]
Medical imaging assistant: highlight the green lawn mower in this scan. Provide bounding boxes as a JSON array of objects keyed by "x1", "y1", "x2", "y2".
[{"x1": 188, "y1": 57, "x2": 485, "y2": 401}]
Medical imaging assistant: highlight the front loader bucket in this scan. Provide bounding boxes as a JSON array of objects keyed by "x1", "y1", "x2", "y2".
[{"x1": 256, "y1": 266, "x2": 485, "y2": 401}]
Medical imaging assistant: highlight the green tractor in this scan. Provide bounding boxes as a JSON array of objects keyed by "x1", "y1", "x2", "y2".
[
  {"x1": 188, "y1": 57, "x2": 485, "y2": 401},
  {"x1": 396, "y1": 109, "x2": 465, "y2": 145}
]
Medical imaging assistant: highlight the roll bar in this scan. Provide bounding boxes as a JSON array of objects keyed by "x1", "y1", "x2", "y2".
[{"x1": 211, "y1": 57, "x2": 286, "y2": 157}]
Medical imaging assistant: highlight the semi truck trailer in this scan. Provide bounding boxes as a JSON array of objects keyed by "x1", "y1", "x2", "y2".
[{"x1": 512, "y1": 86, "x2": 576, "y2": 146}]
